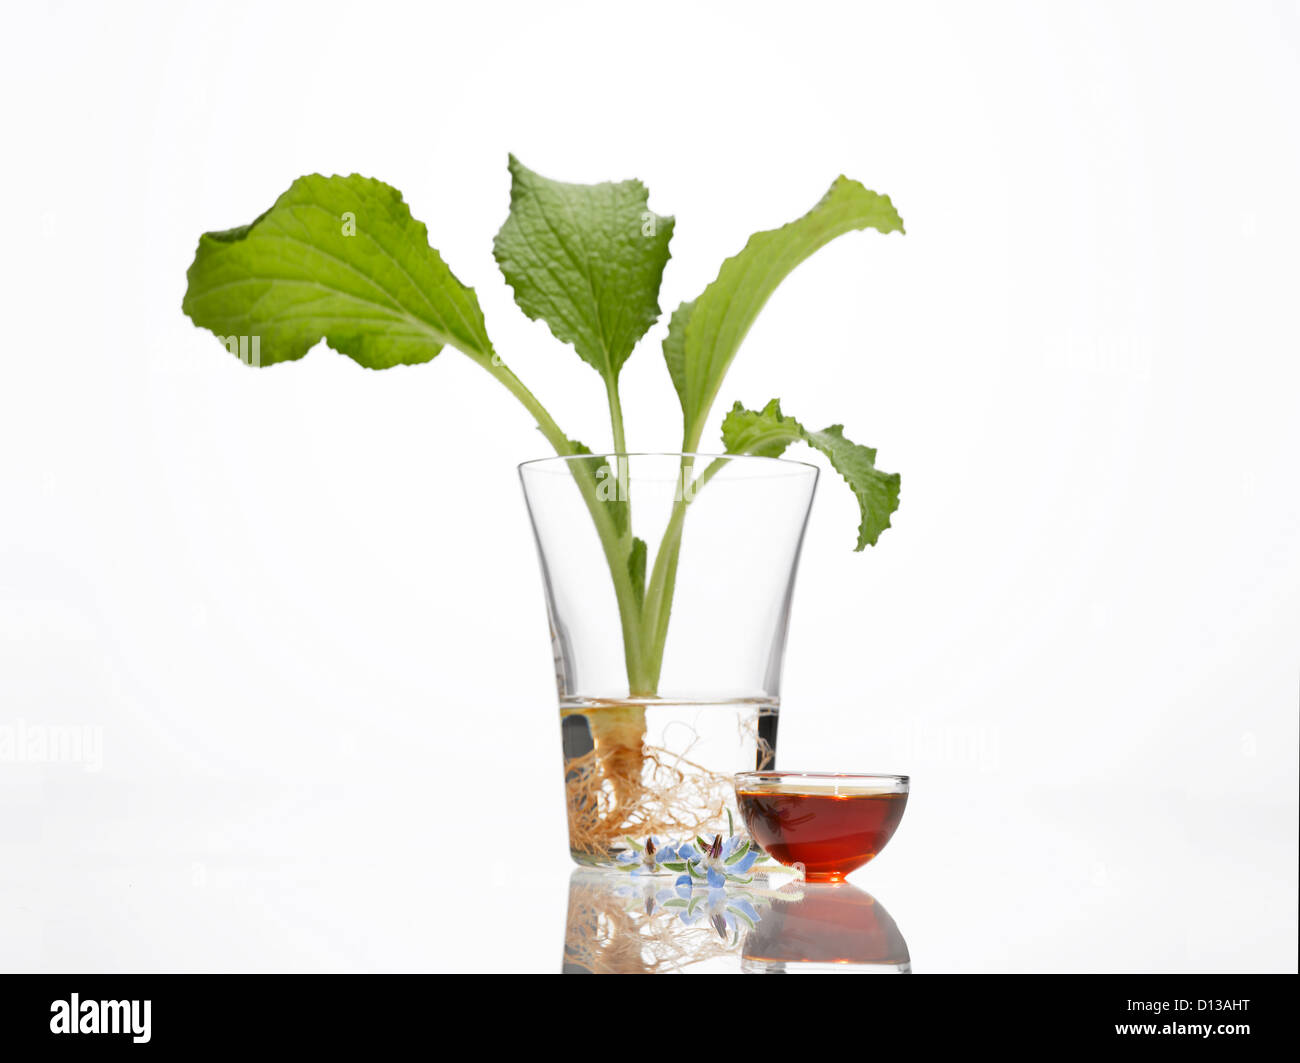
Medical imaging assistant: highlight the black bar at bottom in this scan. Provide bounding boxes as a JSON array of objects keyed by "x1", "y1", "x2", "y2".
[{"x1": 0, "y1": 973, "x2": 1290, "y2": 1050}]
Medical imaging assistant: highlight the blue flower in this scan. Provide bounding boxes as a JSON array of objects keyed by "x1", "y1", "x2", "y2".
[
  {"x1": 615, "y1": 836, "x2": 684, "y2": 876},
  {"x1": 656, "y1": 840, "x2": 683, "y2": 863},
  {"x1": 686, "y1": 833, "x2": 759, "y2": 887},
  {"x1": 619, "y1": 830, "x2": 761, "y2": 888}
]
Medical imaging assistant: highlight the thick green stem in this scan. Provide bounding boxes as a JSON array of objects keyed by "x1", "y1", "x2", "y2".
[
  {"x1": 467, "y1": 353, "x2": 732, "y2": 701},
  {"x1": 640, "y1": 456, "x2": 728, "y2": 690},
  {"x1": 637, "y1": 402, "x2": 729, "y2": 688},
  {"x1": 601, "y1": 376, "x2": 647, "y2": 691},
  {"x1": 605, "y1": 377, "x2": 628, "y2": 457},
  {"x1": 477, "y1": 356, "x2": 647, "y2": 686}
]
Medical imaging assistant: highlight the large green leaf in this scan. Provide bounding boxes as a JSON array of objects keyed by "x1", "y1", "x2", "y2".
[
  {"x1": 493, "y1": 155, "x2": 674, "y2": 382},
  {"x1": 722, "y1": 399, "x2": 900, "y2": 549},
  {"x1": 667, "y1": 177, "x2": 903, "y2": 448},
  {"x1": 182, "y1": 174, "x2": 495, "y2": 368}
]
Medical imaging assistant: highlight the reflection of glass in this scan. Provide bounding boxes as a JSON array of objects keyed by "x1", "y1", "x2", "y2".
[
  {"x1": 562, "y1": 870, "x2": 769, "y2": 974},
  {"x1": 561, "y1": 871, "x2": 909, "y2": 974},
  {"x1": 741, "y1": 881, "x2": 911, "y2": 973}
]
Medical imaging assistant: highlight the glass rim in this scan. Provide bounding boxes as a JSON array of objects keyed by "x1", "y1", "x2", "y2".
[
  {"x1": 734, "y1": 770, "x2": 910, "y2": 785},
  {"x1": 517, "y1": 452, "x2": 820, "y2": 477}
]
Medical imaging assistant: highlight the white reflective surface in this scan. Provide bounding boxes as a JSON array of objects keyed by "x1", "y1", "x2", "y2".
[{"x1": 0, "y1": 771, "x2": 1292, "y2": 972}]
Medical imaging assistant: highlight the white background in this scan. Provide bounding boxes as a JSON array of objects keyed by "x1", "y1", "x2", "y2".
[{"x1": 1, "y1": 0, "x2": 1296, "y2": 972}]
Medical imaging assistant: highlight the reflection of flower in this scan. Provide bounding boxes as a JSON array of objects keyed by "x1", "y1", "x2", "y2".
[
  {"x1": 613, "y1": 877, "x2": 678, "y2": 916},
  {"x1": 613, "y1": 874, "x2": 762, "y2": 935},
  {"x1": 666, "y1": 885, "x2": 762, "y2": 941}
]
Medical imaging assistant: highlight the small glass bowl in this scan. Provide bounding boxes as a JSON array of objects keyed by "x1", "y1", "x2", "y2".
[{"x1": 735, "y1": 771, "x2": 910, "y2": 881}]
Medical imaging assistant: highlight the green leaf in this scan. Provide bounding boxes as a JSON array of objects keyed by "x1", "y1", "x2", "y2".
[
  {"x1": 666, "y1": 177, "x2": 903, "y2": 448},
  {"x1": 493, "y1": 155, "x2": 674, "y2": 382},
  {"x1": 723, "y1": 399, "x2": 901, "y2": 549},
  {"x1": 183, "y1": 174, "x2": 494, "y2": 369},
  {"x1": 719, "y1": 398, "x2": 804, "y2": 459},
  {"x1": 662, "y1": 298, "x2": 694, "y2": 404},
  {"x1": 802, "y1": 424, "x2": 902, "y2": 550},
  {"x1": 724, "y1": 840, "x2": 750, "y2": 865}
]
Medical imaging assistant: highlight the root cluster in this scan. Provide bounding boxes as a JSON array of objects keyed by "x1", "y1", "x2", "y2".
[{"x1": 565, "y1": 743, "x2": 734, "y2": 856}]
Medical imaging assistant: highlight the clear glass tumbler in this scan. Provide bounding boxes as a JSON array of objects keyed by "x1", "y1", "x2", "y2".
[{"x1": 519, "y1": 453, "x2": 818, "y2": 868}]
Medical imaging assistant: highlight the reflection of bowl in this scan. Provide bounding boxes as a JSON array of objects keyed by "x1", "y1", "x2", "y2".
[
  {"x1": 742, "y1": 881, "x2": 910, "y2": 973},
  {"x1": 735, "y1": 771, "x2": 909, "y2": 881}
]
